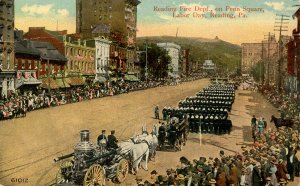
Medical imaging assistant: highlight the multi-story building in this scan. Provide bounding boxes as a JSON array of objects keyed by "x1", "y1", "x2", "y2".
[
  {"x1": 241, "y1": 37, "x2": 278, "y2": 85},
  {"x1": 63, "y1": 35, "x2": 96, "y2": 84},
  {"x1": 203, "y1": 60, "x2": 216, "y2": 71},
  {"x1": 94, "y1": 36, "x2": 111, "y2": 82},
  {"x1": 286, "y1": 9, "x2": 300, "y2": 93},
  {"x1": 24, "y1": 27, "x2": 96, "y2": 83},
  {"x1": 76, "y1": 0, "x2": 140, "y2": 79},
  {"x1": 157, "y1": 42, "x2": 181, "y2": 77},
  {"x1": 14, "y1": 31, "x2": 41, "y2": 92},
  {"x1": 181, "y1": 49, "x2": 190, "y2": 76},
  {"x1": 76, "y1": 0, "x2": 113, "y2": 39},
  {"x1": 0, "y1": 0, "x2": 15, "y2": 98}
]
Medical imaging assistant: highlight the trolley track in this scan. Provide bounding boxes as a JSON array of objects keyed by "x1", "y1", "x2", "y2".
[{"x1": 0, "y1": 79, "x2": 210, "y2": 185}]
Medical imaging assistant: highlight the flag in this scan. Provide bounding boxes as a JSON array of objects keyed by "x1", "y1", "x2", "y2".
[{"x1": 287, "y1": 40, "x2": 295, "y2": 75}]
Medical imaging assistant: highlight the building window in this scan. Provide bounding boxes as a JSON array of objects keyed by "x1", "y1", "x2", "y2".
[
  {"x1": 6, "y1": 54, "x2": 10, "y2": 69},
  {"x1": 34, "y1": 60, "x2": 38, "y2": 70}
]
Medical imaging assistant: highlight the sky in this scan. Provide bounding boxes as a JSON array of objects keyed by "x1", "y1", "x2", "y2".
[{"x1": 14, "y1": 0, "x2": 300, "y2": 45}]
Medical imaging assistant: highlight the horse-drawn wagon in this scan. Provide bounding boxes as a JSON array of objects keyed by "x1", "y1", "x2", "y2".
[
  {"x1": 54, "y1": 130, "x2": 129, "y2": 186},
  {"x1": 157, "y1": 117, "x2": 189, "y2": 151}
]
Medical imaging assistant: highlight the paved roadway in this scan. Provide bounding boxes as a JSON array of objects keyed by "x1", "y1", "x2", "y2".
[
  {"x1": 0, "y1": 78, "x2": 299, "y2": 186},
  {"x1": 0, "y1": 78, "x2": 210, "y2": 186}
]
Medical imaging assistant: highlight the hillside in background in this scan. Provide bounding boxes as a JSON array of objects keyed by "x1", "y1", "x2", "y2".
[{"x1": 137, "y1": 36, "x2": 241, "y2": 72}]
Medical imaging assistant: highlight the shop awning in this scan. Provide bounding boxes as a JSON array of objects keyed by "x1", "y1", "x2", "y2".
[
  {"x1": 95, "y1": 76, "x2": 107, "y2": 83},
  {"x1": 168, "y1": 72, "x2": 179, "y2": 78},
  {"x1": 55, "y1": 78, "x2": 70, "y2": 88},
  {"x1": 40, "y1": 78, "x2": 59, "y2": 89},
  {"x1": 65, "y1": 77, "x2": 85, "y2": 86},
  {"x1": 124, "y1": 74, "x2": 139, "y2": 81}
]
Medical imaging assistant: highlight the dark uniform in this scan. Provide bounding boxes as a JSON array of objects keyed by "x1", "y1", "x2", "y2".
[
  {"x1": 97, "y1": 130, "x2": 107, "y2": 146},
  {"x1": 107, "y1": 130, "x2": 118, "y2": 149},
  {"x1": 168, "y1": 123, "x2": 177, "y2": 149},
  {"x1": 155, "y1": 105, "x2": 159, "y2": 119},
  {"x1": 158, "y1": 125, "x2": 166, "y2": 148}
]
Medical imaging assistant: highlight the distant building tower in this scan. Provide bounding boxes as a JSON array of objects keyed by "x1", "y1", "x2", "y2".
[
  {"x1": 76, "y1": 0, "x2": 140, "y2": 78},
  {"x1": 76, "y1": 0, "x2": 140, "y2": 42},
  {"x1": 203, "y1": 60, "x2": 216, "y2": 71},
  {"x1": 0, "y1": 0, "x2": 16, "y2": 97}
]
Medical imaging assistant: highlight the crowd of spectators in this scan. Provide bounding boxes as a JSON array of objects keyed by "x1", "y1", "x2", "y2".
[
  {"x1": 257, "y1": 85, "x2": 300, "y2": 124},
  {"x1": 0, "y1": 75, "x2": 204, "y2": 121},
  {"x1": 135, "y1": 126, "x2": 299, "y2": 186},
  {"x1": 133, "y1": 80, "x2": 300, "y2": 186}
]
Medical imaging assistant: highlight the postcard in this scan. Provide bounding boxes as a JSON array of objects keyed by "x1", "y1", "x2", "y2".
[{"x1": 0, "y1": 0, "x2": 299, "y2": 186}]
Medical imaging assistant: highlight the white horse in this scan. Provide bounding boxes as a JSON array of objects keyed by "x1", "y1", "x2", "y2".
[
  {"x1": 117, "y1": 138, "x2": 149, "y2": 175},
  {"x1": 132, "y1": 131, "x2": 158, "y2": 161},
  {"x1": 130, "y1": 142, "x2": 149, "y2": 174}
]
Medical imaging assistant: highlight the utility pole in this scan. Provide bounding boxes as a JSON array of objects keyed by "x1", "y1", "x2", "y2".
[
  {"x1": 274, "y1": 14, "x2": 289, "y2": 92},
  {"x1": 144, "y1": 40, "x2": 148, "y2": 82},
  {"x1": 264, "y1": 32, "x2": 275, "y2": 86},
  {"x1": 261, "y1": 40, "x2": 264, "y2": 84}
]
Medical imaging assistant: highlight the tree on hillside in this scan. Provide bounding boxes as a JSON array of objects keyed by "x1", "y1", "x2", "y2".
[
  {"x1": 137, "y1": 37, "x2": 241, "y2": 73},
  {"x1": 138, "y1": 43, "x2": 171, "y2": 80}
]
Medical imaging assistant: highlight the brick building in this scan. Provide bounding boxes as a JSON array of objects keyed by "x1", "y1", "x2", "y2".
[
  {"x1": 241, "y1": 36, "x2": 278, "y2": 85},
  {"x1": 24, "y1": 27, "x2": 96, "y2": 81},
  {"x1": 14, "y1": 31, "x2": 41, "y2": 92},
  {"x1": 76, "y1": 0, "x2": 140, "y2": 79},
  {"x1": 0, "y1": 0, "x2": 15, "y2": 98},
  {"x1": 63, "y1": 36, "x2": 96, "y2": 83},
  {"x1": 181, "y1": 49, "x2": 190, "y2": 77},
  {"x1": 285, "y1": 8, "x2": 300, "y2": 92}
]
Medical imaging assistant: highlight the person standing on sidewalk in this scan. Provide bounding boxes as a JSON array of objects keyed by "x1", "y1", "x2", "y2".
[
  {"x1": 154, "y1": 105, "x2": 159, "y2": 119},
  {"x1": 251, "y1": 115, "x2": 257, "y2": 128}
]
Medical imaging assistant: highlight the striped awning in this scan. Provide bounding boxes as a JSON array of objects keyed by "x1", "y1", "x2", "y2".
[
  {"x1": 65, "y1": 77, "x2": 85, "y2": 86},
  {"x1": 40, "y1": 78, "x2": 59, "y2": 89},
  {"x1": 56, "y1": 78, "x2": 70, "y2": 88}
]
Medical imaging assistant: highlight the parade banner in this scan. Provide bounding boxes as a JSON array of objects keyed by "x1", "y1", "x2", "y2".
[{"x1": 1, "y1": 1, "x2": 300, "y2": 186}]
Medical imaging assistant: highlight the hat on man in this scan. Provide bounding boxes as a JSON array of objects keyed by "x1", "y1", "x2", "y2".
[
  {"x1": 162, "y1": 175, "x2": 168, "y2": 182},
  {"x1": 271, "y1": 159, "x2": 278, "y2": 165},
  {"x1": 136, "y1": 176, "x2": 142, "y2": 181},
  {"x1": 279, "y1": 178, "x2": 286, "y2": 184},
  {"x1": 178, "y1": 174, "x2": 185, "y2": 180},
  {"x1": 209, "y1": 179, "x2": 217, "y2": 184},
  {"x1": 180, "y1": 156, "x2": 189, "y2": 164},
  {"x1": 151, "y1": 170, "x2": 158, "y2": 175}
]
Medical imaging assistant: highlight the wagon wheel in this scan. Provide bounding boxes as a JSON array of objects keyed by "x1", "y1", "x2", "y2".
[
  {"x1": 115, "y1": 159, "x2": 129, "y2": 183},
  {"x1": 56, "y1": 160, "x2": 73, "y2": 184},
  {"x1": 83, "y1": 164, "x2": 105, "y2": 186}
]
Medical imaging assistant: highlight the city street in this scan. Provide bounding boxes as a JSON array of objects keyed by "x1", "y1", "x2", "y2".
[
  {"x1": 0, "y1": 79, "x2": 209, "y2": 186},
  {"x1": 0, "y1": 78, "x2": 299, "y2": 186}
]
